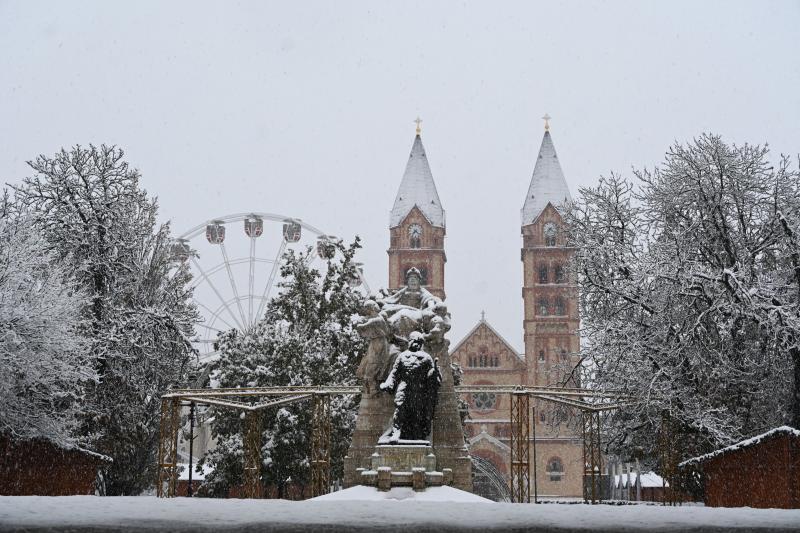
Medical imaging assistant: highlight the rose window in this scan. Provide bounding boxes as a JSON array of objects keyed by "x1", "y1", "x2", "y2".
[{"x1": 473, "y1": 392, "x2": 496, "y2": 411}]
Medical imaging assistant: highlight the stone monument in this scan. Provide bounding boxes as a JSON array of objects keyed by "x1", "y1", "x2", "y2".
[{"x1": 343, "y1": 268, "x2": 472, "y2": 491}]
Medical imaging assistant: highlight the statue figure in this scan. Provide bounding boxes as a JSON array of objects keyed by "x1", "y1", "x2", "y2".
[
  {"x1": 382, "y1": 267, "x2": 437, "y2": 311},
  {"x1": 352, "y1": 267, "x2": 451, "y2": 445},
  {"x1": 378, "y1": 332, "x2": 442, "y2": 443},
  {"x1": 355, "y1": 300, "x2": 392, "y2": 395},
  {"x1": 423, "y1": 301, "x2": 451, "y2": 351}
]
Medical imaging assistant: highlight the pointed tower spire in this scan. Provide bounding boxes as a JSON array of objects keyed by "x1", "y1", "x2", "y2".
[
  {"x1": 521, "y1": 119, "x2": 571, "y2": 226},
  {"x1": 390, "y1": 124, "x2": 445, "y2": 228}
]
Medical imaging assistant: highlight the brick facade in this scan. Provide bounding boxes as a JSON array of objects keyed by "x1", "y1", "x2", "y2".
[
  {"x1": 451, "y1": 202, "x2": 583, "y2": 498},
  {"x1": 387, "y1": 206, "x2": 446, "y2": 300}
]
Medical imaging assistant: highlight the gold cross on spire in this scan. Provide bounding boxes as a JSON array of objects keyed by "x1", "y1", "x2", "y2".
[
  {"x1": 542, "y1": 113, "x2": 552, "y2": 132},
  {"x1": 414, "y1": 116, "x2": 423, "y2": 135}
]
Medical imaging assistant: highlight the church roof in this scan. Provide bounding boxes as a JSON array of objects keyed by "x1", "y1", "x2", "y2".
[
  {"x1": 390, "y1": 134, "x2": 445, "y2": 228},
  {"x1": 521, "y1": 130, "x2": 572, "y2": 226},
  {"x1": 469, "y1": 428, "x2": 511, "y2": 453},
  {"x1": 450, "y1": 315, "x2": 524, "y2": 363}
]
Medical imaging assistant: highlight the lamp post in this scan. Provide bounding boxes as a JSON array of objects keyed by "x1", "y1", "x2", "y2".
[{"x1": 187, "y1": 402, "x2": 195, "y2": 497}]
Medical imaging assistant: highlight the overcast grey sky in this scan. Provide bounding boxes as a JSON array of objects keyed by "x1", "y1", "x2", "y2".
[{"x1": 1, "y1": 1, "x2": 799, "y2": 350}]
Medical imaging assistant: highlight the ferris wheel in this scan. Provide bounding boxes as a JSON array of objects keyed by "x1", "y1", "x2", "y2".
[{"x1": 172, "y1": 213, "x2": 368, "y2": 362}]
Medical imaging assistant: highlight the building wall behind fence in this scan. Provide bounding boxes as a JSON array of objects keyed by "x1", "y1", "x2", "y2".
[
  {"x1": 0, "y1": 436, "x2": 103, "y2": 496},
  {"x1": 704, "y1": 433, "x2": 800, "y2": 508}
]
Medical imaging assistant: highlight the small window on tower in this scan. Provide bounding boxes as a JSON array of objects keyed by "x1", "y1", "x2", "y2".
[
  {"x1": 538, "y1": 264, "x2": 548, "y2": 284},
  {"x1": 554, "y1": 264, "x2": 565, "y2": 283},
  {"x1": 538, "y1": 350, "x2": 545, "y2": 362},
  {"x1": 538, "y1": 297, "x2": 549, "y2": 316},
  {"x1": 554, "y1": 296, "x2": 566, "y2": 316}
]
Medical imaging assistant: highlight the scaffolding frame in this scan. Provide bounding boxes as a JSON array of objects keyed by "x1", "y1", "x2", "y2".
[
  {"x1": 582, "y1": 410, "x2": 603, "y2": 504},
  {"x1": 310, "y1": 393, "x2": 332, "y2": 497},
  {"x1": 156, "y1": 398, "x2": 181, "y2": 498},
  {"x1": 156, "y1": 386, "x2": 361, "y2": 498},
  {"x1": 243, "y1": 411, "x2": 262, "y2": 499},
  {"x1": 157, "y1": 385, "x2": 631, "y2": 501},
  {"x1": 509, "y1": 392, "x2": 531, "y2": 503}
]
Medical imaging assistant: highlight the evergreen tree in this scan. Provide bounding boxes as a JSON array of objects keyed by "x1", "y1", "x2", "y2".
[
  {"x1": 200, "y1": 239, "x2": 365, "y2": 497},
  {"x1": 12, "y1": 145, "x2": 198, "y2": 494}
]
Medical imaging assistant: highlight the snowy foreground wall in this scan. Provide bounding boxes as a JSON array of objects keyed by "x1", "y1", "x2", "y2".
[{"x1": 3, "y1": 496, "x2": 800, "y2": 532}]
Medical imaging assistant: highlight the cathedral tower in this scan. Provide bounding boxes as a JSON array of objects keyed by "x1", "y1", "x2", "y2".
[
  {"x1": 521, "y1": 117, "x2": 583, "y2": 497},
  {"x1": 387, "y1": 121, "x2": 446, "y2": 298}
]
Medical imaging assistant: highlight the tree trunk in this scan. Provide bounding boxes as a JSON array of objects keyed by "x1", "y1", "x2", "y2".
[{"x1": 792, "y1": 347, "x2": 800, "y2": 429}]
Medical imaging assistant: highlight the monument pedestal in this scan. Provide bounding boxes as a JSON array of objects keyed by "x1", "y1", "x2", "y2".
[
  {"x1": 429, "y1": 344, "x2": 473, "y2": 491},
  {"x1": 344, "y1": 344, "x2": 473, "y2": 492},
  {"x1": 357, "y1": 444, "x2": 452, "y2": 491},
  {"x1": 343, "y1": 393, "x2": 395, "y2": 487}
]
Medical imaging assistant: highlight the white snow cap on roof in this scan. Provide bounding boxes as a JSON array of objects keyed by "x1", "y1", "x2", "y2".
[
  {"x1": 679, "y1": 425, "x2": 800, "y2": 467},
  {"x1": 521, "y1": 131, "x2": 571, "y2": 226},
  {"x1": 613, "y1": 471, "x2": 668, "y2": 488},
  {"x1": 390, "y1": 134, "x2": 445, "y2": 228}
]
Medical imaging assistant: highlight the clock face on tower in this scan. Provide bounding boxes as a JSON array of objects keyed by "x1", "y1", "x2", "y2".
[
  {"x1": 408, "y1": 224, "x2": 422, "y2": 248},
  {"x1": 544, "y1": 222, "x2": 557, "y2": 246}
]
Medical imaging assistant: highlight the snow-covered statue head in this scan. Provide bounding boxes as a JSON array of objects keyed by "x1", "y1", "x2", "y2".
[
  {"x1": 407, "y1": 330, "x2": 425, "y2": 352},
  {"x1": 362, "y1": 299, "x2": 380, "y2": 318},
  {"x1": 405, "y1": 267, "x2": 423, "y2": 290}
]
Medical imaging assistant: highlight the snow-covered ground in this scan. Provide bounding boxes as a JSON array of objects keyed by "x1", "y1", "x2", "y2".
[
  {"x1": 312, "y1": 484, "x2": 492, "y2": 502},
  {"x1": 2, "y1": 494, "x2": 800, "y2": 532}
]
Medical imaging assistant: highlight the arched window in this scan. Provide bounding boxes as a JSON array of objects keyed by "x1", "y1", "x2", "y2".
[
  {"x1": 480, "y1": 354, "x2": 487, "y2": 367},
  {"x1": 539, "y1": 411, "x2": 546, "y2": 423},
  {"x1": 493, "y1": 356, "x2": 499, "y2": 367},
  {"x1": 554, "y1": 264, "x2": 565, "y2": 283},
  {"x1": 554, "y1": 296, "x2": 566, "y2": 316},
  {"x1": 538, "y1": 264, "x2": 548, "y2": 284},
  {"x1": 538, "y1": 350, "x2": 545, "y2": 362},
  {"x1": 560, "y1": 349, "x2": 568, "y2": 360},
  {"x1": 538, "y1": 297, "x2": 549, "y2": 316},
  {"x1": 468, "y1": 356, "x2": 474, "y2": 367},
  {"x1": 544, "y1": 222, "x2": 557, "y2": 247},
  {"x1": 547, "y1": 457, "x2": 564, "y2": 482}
]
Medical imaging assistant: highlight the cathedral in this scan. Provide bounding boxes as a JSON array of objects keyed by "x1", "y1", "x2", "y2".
[{"x1": 387, "y1": 118, "x2": 582, "y2": 499}]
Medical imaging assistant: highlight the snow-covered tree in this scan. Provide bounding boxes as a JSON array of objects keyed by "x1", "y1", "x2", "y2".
[
  {"x1": 0, "y1": 213, "x2": 94, "y2": 445},
  {"x1": 12, "y1": 145, "x2": 198, "y2": 495},
  {"x1": 565, "y1": 134, "x2": 800, "y2": 464},
  {"x1": 200, "y1": 239, "x2": 365, "y2": 498}
]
